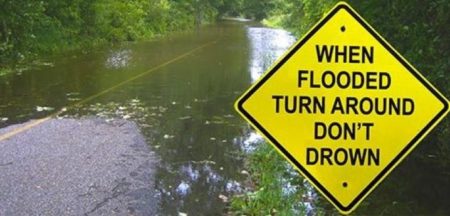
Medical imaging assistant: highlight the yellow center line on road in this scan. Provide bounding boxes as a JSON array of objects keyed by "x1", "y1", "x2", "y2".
[{"x1": 0, "y1": 40, "x2": 217, "y2": 142}]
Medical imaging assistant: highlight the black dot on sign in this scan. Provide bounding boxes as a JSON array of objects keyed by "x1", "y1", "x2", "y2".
[
  {"x1": 341, "y1": 26, "x2": 346, "y2": 32},
  {"x1": 343, "y1": 182, "x2": 348, "y2": 187}
]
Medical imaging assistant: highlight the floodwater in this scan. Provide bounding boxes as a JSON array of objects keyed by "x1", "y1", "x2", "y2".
[
  {"x1": 0, "y1": 21, "x2": 294, "y2": 215},
  {"x1": 1, "y1": 20, "x2": 448, "y2": 215}
]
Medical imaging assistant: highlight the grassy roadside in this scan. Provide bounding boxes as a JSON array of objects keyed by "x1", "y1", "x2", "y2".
[{"x1": 229, "y1": 143, "x2": 320, "y2": 215}]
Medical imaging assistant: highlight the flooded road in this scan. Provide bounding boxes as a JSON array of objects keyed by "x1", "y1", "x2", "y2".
[
  {"x1": 0, "y1": 21, "x2": 295, "y2": 215},
  {"x1": 1, "y1": 18, "x2": 449, "y2": 215}
]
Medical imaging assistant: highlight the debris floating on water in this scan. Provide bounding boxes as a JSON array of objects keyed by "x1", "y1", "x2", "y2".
[
  {"x1": 163, "y1": 134, "x2": 174, "y2": 139},
  {"x1": 66, "y1": 92, "x2": 80, "y2": 96},
  {"x1": 218, "y1": 194, "x2": 229, "y2": 203},
  {"x1": 131, "y1": 98, "x2": 140, "y2": 103},
  {"x1": 179, "y1": 116, "x2": 192, "y2": 120},
  {"x1": 36, "y1": 106, "x2": 54, "y2": 112},
  {"x1": 240, "y1": 170, "x2": 249, "y2": 175},
  {"x1": 158, "y1": 106, "x2": 167, "y2": 113}
]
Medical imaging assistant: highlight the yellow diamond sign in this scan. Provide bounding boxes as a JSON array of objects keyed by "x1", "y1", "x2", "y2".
[{"x1": 235, "y1": 2, "x2": 449, "y2": 214}]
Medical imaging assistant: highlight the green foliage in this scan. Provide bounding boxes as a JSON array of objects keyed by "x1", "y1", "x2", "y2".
[
  {"x1": 0, "y1": 1, "x2": 46, "y2": 62},
  {"x1": 216, "y1": 0, "x2": 243, "y2": 17},
  {"x1": 0, "y1": 0, "x2": 225, "y2": 68},
  {"x1": 230, "y1": 144, "x2": 308, "y2": 215},
  {"x1": 241, "y1": 0, "x2": 275, "y2": 20}
]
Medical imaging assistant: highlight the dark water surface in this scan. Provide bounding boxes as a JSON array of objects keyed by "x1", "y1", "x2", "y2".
[{"x1": 0, "y1": 21, "x2": 295, "y2": 215}]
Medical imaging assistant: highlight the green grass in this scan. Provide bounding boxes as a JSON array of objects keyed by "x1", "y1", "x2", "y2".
[{"x1": 230, "y1": 143, "x2": 310, "y2": 215}]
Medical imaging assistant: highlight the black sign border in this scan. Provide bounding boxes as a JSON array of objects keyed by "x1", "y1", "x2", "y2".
[{"x1": 237, "y1": 3, "x2": 449, "y2": 213}]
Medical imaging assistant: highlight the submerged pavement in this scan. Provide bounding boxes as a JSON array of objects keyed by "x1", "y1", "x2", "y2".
[{"x1": 0, "y1": 118, "x2": 159, "y2": 215}]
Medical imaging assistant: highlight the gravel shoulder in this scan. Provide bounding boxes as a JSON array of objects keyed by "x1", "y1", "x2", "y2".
[{"x1": 0, "y1": 118, "x2": 159, "y2": 216}]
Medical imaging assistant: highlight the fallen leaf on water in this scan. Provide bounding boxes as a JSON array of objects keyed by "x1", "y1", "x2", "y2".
[
  {"x1": 163, "y1": 134, "x2": 174, "y2": 139},
  {"x1": 179, "y1": 116, "x2": 191, "y2": 120},
  {"x1": 66, "y1": 92, "x2": 80, "y2": 96},
  {"x1": 241, "y1": 170, "x2": 249, "y2": 175},
  {"x1": 158, "y1": 106, "x2": 167, "y2": 112},
  {"x1": 36, "y1": 106, "x2": 54, "y2": 112},
  {"x1": 218, "y1": 194, "x2": 229, "y2": 203}
]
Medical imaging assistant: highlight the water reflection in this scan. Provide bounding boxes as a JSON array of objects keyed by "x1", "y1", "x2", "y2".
[
  {"x1": 175, "y1": 181, "x2": 191, "y2": 196},
  {"x1": 247, "y1": 27, "x2": 296, "y2": 82},
  {"x1": 239, "y1": 131, "x2": 263, "y2": 153},
  {"x1": 105, "y1": 49, "x2": 133, "y2": 69}
]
